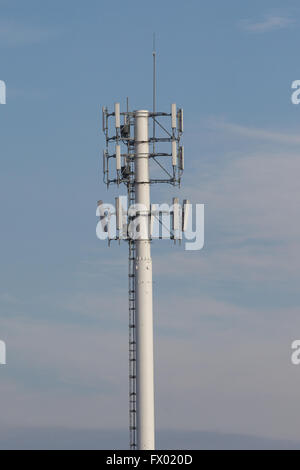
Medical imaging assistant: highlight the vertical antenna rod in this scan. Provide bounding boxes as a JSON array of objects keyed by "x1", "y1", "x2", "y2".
[{"x1": 152, "y1": 33, "x2": 156, "y2": 155}]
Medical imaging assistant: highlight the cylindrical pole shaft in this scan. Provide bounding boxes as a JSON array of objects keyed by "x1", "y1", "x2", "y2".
[{"x1": 134, "y1": 110, "x2": 155, "y2": 450}]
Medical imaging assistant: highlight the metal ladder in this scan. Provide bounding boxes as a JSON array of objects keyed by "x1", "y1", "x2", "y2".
[{"x1": 128, "y1": 149, "x2": 137, "y2": 449}]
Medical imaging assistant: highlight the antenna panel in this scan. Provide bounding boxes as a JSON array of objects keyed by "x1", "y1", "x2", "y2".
[
  {"x1": 172, "y1": 197, "x2": 179, "y2": 231},
  {"x1": 182, "y1": 199, "x2": 190, "y2": 232},
  {"x1": 179, "y1": 146, "x2": 184, "y2": 170},
  {"x1": 103, "y1": 150, "x2": 106, "y2": 173},
  {"x1": 115, "y1": 197, "x2": 123, "y2": 232},
  {"x1": 171, "y1": 103, "x2": 177, "y2": 129},
  {"x1": 115, "y1": 102, "x2": 120, "y2": 129},
  {"x1": 172, "y1": 140, "x2": 177, "y2": 166},
  {"x1": 178, "y1": 108, "x2": 183, "y2": 133},
  {"x1": 102, "y1": 106, "x2": 106, "y2": 132},
  {"x1": 116, "y1": 144, "x2": 121, "y2": 171}
]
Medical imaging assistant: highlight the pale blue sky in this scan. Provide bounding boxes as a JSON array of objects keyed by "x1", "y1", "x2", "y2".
[{"x1": 1, "y1": 0, "x2": 300, "y2": 449}]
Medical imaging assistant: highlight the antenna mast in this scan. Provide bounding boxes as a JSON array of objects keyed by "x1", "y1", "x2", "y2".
[
  {"x1": 152, "y1": 33, "x2": 156, "y2": 155},
  {"x1": 100, "y1": 44, "x2": 185, "y2": 450}
]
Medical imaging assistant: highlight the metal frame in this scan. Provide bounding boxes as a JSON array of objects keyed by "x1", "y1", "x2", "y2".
[{"x1": 103, "y1": 108, "x2": 184, "y2": 189}]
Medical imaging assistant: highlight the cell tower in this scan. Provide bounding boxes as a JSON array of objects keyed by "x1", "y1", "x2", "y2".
[{"x1": 98, "y1": 45, "x2": 188, "y2": 450}]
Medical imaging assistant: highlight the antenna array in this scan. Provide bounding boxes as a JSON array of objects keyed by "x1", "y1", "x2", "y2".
[{"x1": 102, "y1": 104, "x2": 184, "y2": 187}]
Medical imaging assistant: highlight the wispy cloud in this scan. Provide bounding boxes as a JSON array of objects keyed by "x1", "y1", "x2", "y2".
[
  {"x1": 206, "y1": 118, "x2": 300, "y2": 145},
  {"x1": 239, "y1": 15, "x2": 294, "y2": 33},
  {"x1": 0, "y1": 20, "x2": 60, "y2": 47}
]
